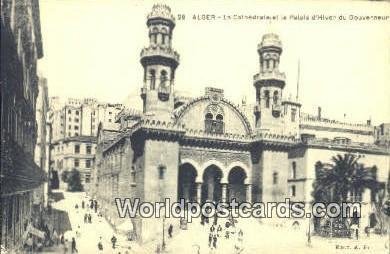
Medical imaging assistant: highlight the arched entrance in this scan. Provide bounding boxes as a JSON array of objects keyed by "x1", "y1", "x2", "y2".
[
  {"x1": 202, "y1": 165, "x2": 223, "y2": 203},
  {"x1": 228, "y1": 167, "x2": 247, "y2": 203},
  {"x1": 178, "y1": 163, "x2": 197, "y2": 202}
]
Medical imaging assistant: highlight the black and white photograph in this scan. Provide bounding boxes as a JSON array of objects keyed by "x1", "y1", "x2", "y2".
[{"x1": 1, "y1": 0, "x2": 390, "y2": 253}]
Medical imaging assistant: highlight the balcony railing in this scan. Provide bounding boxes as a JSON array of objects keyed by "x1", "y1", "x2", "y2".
[
  {"x1": 253, "y1": 71, "x2": 286, "y2": 83},
  {"x1": 140, "y1": 46, "x2": 180, "y2": 63},
  {"x1": 205, "y1": 120, "x2": 224, "y2": 134}
]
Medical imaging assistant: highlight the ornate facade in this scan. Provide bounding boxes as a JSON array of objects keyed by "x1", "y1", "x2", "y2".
[{"x1": 93, "y1": 4, "x2": 390, "y2": 243}]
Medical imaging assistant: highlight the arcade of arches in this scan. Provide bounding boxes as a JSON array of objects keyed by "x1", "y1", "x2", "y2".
[{"x1": 177, "y1": 163, "x2": 252, "y2": 204}]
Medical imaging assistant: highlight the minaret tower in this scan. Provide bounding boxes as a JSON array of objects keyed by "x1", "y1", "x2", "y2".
[
  {"x1": 253, "y1": 33, "x2": 286, "y2": 132},
  {"x1": 140, "y1": 4, "x2": 180, "y2": 119}
]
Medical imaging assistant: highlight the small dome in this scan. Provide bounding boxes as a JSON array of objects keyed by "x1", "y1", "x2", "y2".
[
  {"x1": 147, "y1": 4, "x2": 175, "y2": 23},
  {"x1": 258, "y1": 33, "x2": 282, "y2": 50}
]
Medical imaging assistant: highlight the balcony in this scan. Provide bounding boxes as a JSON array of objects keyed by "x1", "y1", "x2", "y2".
[
  {"x1": 140, "y1": 46, "x2": 180, "y2": 67},
  {"x1": 253, "y1": 71, "x2": 286, "y2": 85}
]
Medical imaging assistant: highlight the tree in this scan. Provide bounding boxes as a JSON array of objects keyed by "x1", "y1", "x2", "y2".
[
  {"x1": 66, "y1": 168, "x2": 83, "y2": 192},
  {"x1": 312, "y1": 154, "x2": 380, "y2": 235}
]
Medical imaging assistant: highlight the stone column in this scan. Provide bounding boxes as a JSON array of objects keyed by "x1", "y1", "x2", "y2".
[
  {"x1": 196, "y1": 182, "x2": 202, "y2": 204},
  {"x1": 246, "y1": 184, "x2": 252, "y2": 203},
  {"x1": 221, "y1": 184, "x2": 228, "y2": 202}
]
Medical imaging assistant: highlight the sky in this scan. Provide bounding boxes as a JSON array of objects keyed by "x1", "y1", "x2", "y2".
[{"x1": 38, "y1": 0, "x2": 390, "y2": 124}]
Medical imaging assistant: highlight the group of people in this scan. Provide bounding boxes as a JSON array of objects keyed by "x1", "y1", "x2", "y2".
[
  {"x1": 83, "y1": 213, "x2": 93, "y2": 224},
  {"x1": 202, "y1": 214, "x2": 244, "y2": 253}
]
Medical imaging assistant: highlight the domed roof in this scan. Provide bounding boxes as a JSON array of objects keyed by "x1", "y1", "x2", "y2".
[
  {"x1": 147, "y1": 4, "x2": 175, "y2": 23},
  {"x1": 258, "y1": 33, "x2": 282, "y2": 50}
]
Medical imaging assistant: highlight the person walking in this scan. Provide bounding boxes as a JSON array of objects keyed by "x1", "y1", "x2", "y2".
[
  {"x1": 84, "y1": 213, "x2": 88, "y2": 223},
  {"x1": 81, "y1": 200, "x2": 85, "y2": 209},
  {"x1": 98, "y1": 237, "x2": 104, "y2": 253},
  {"x1": 88, "y1": 213, "x2": 92, "y2": 223},
  {"x1": 168, "y1": 224, "x2": 173, "y2": 238},
  {"x1": 71, "y1": 237, "x2": 78, "y2": 253},
  {"x1": 208, "y1": 233, "x2": 212, "y2": 247},
  {"x1": 212, "y1": 234, "x2": 217, "y2": 249},
  {"x1": 111, "y1": 235, "x2": 117, "y2": 249}
]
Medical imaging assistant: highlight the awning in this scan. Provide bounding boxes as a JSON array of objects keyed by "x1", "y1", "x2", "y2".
[{"x1": 1, "y1": 137, "x2": 46, "y2": 196}]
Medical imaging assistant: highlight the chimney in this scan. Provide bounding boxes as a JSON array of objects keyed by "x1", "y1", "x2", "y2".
[
  {"x1": 317, "y1": 107, "x2": 322, "y2": 120},
  {"x1": 367, "y1": 119, "x2": 371, "y2": 126}
]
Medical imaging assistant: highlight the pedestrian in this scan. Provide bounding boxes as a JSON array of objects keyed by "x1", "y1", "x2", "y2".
[
  {"x1": 208, "y1": 233, "x2": 212, "y2": 247},
  {"x1": 210, "y1": 225, "x2": 215, "y2": 232},
  {"x1": 62, "y1": 239, "x2": 68, "y2": 254},
  {"x1": 168, "y1": 224, "x2": 173, "y2": 238},
  {"x1": 88, "y1": 214, "x2": 92, "y2": 223},
  {"x1": 98, "y1": 237, "x2": 104, "y2": 252},
  {"x1": 217, "y1": 225, "x2": 222, "y2": 237},
  {"x1": 111, "y1": 235, "x2": 117, "y2": 249},
  {"x1": 71, "y1": 237, "x2": 78, "y2": 253},
  {"x1": 225, "y1": 230, "x2": 229, "y2": 239},
  {"x1": 355, "y1": 228, "x2": 359, "y2": 240},
  {"x1": 84, "y1": 213, "x2": 88, "y2": 223},
  {"x1": 213, "y1": 234, "x2": 217, "y2": 249},
  {"x1": 81, "y1": 200, "x2": 85, "y2": 209},
  {"x1": 60, "y1": 234, "x2": 65, "y2": 244}
]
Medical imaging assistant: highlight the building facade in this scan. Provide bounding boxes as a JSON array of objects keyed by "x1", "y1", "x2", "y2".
[
  {"x1": 48, "y1": 98, "x2": 123, "y2": 190},
  {"x1": 92, "y1": 4, "x2": 390, "y2": 243},
  {"x1": 0, "y1": 0, "x2": 45, "y2": 251},
  {"x1": 33, "y1": 76, "x2": 50, "y2": 208}
]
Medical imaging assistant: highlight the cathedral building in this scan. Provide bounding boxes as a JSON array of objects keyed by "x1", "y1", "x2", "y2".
[{"x1": 93, "y1": 4, "x2": 390, "y2": 243}]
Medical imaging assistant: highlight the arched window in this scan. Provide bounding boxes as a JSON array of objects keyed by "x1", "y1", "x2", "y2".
[
  {"x1": 160, "y1": 70, "x2": 168, "y2": 88},
  {"x1": 264, "y1": 90, "x2": 270, "y2": 108},
  {"x1": 151, "y1": 27, "x2": 158, "y2": 44},
  {"x1": 216, "y1": 114, "x2": 223, "y2": 121},
  {"x1": 291, "y1": 161, "x2": 297, "y2": 179},
  {"x1": 205, "y1": 113, "x2": 213, "y2": 120},
  {"x1": 149, "y1": 69, "x2": 156, "y2": 89},
  {"x1": 273, "y1": 91, "x2": 279, "y2": 104}
]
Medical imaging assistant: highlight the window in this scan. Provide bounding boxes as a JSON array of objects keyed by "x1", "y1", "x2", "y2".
[
  {"x1": 75, "y1": 132, "x2": 79, "y2": 136},
  {"x1": 86, "y1": 146, "x2": 92, "y2": 154},
  {"x1": 291, "y1": 162, "x2": 297, "y2": 179},
  {"x1": 68, "y1": 110, "x2": 71, "y2": 114},
  {"x1": 86, "y1": 160, "x2": 91, "y2": 168},
  {"x1": 205, "y1": 113, "x2": 224, "y2": 134},
  {"x1": 149, "y1": 69, "x2": 156, "y2": 89},
  {"x1": 108, "y1": 119, "x2": 112, "y2": 122},
  {"x1": 158, "y1": 165, "x2": 165, "y2": 180},
  {"x1": 272, "y1": 172, "x2": 278, "y2": 185},
  {"x1": 109, "y1": 112, "x2": 112, "y2": 115},
  {"x1": 160, "y1": 70, "x2": 168, "y2": 88},
  {"x1": 290, "y1": 185, "x2": 296, "y2": 197},
  {"x1": 75, "y1": 144, "x2": 80, "y2": 154},
  {"x1": 74, "y1": 159, "x2": 79, "y2": 168},
  {"x1": 85, "y1": 174, "x2": 91, "y2": 183},
  {"x1": 265, "y1": 90, "x2": 270, "y2": 108},
  {"x1": 76, "y1": 111, "x2": 79, "y2": 115},
  {"x1": 69, "y1": 117, "x2": 71, "y2": 121},
  {"x1": 75, "y1": 118, "x2": 79, "y2": 123},
  {"x1": 68, "y1": 132, "x2": 71, "y2": 136},
  {"x1": 291, "y1": 108, "x2": 297, "y2": 122},
  {"x1": 68, "y1": 125, "x2": 71, "y2": 130},
  {"x1": 273, "y1": 91, "x2": 279, "y2": 104},
  {"x1": 74, "y1": 126, "x2": 79, "y2": 130}
]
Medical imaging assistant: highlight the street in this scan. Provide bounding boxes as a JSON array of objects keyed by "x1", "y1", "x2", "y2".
[{"x1": 36, "y1": 191, "x2": 389, "y2": 254}]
